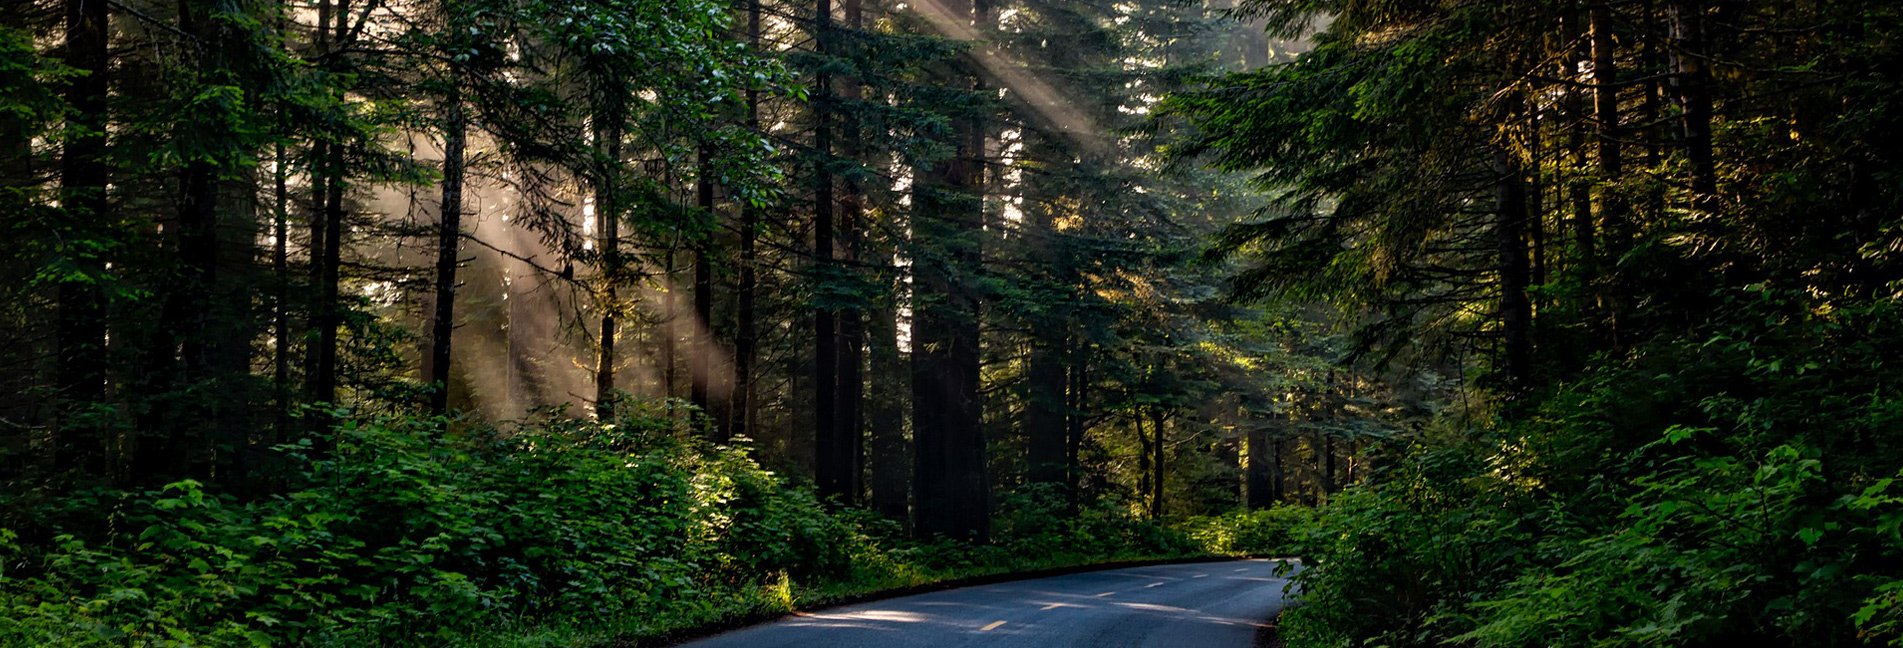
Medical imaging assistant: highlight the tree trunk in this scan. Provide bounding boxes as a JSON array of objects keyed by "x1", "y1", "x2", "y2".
[
  {"x1": 1589, "y1": 1, "x2": 1626, "y2": 347},
  {"x1": 301, "y1": 0, "x2": 331, "y2": 413},
  {"x1": 268, "y1": 0, "x2": 297, "y2": 443},
  {"x1": 309, "y1": 149, "x2": 344, "y2": 408},
  {"x1": 1527, "y1": 115, "x2": 1547, "y2": 313},
  {"x1": 662, "y1": 246, "x2": 677, "y2": 401},
  {"x1": 838, "y1": 303, "x2": 864, "y2": 502},
  {"x1": 812, "y1": 0, "x2": 849, "y2": 503},
  {"x1": 1320, "y1": 435, "x2": 1337, "y2": 496},
  {"x1": 1014, "y1": 92, "x2": 1075, "y2": 493},
  {"x1": 1064, "y1": 348, "x2": 1088, "y2": 509},
  {"x1": 868, "y1": 295, "x2": 908, "y2": 521},
  {"x1": 1555, "y1": 7, "x2": 1600, "y2": 361},
  {"x1": 428, "y1": 83, "x2": 466, "y2": 416},
  {"x1": 692, "y1": 145, "x2": 716, "y2": 429},
  {"x1": 304, "y1": 137, "x2": 330, "y2": 399},
  {"x1": 728, "y1": 0, "x2": 762, "y2": 443},
  {"x1": 1268, "y1": 436, "x2": 1285, "y2": 504},
  {"x1": 1590, "y1": 2, "x2": 1625, "y2": 239},
  {"x1": 1024, "y1": 335, "x2": 1068, "y2": 487},
  {"x1": 54, "y1": 0, "x2": 111, "y2": 476},
  {"x1": 1018, "y1": 130, "x2": 1069, "y2": 490},
  {"x1": 1149, "y1": 408, "x2": 1165, "y2": 520},
  {"x1": 1640, "y1": 0, "x2": 1670, "y2": 219},
  {"x1": 1135, "y1": 413, "x2": 1150, "y2": 512},
  {"x1": 306, "y1": 0, "x2": 349, "y2": 414},
  {"x1": 170, "y1": 0, "x2": 263, "y2": 482},
  {"x1": 1245, "y1": 424, "x2": 1272, "y2": 509},
  {"x1": 837, "y1": 218, "x2": 866, "y2": 504},
  {"x1": 838, "y1": 0, "x2": 867, "y2": 506},
  {"x1": 177, "y1": 158, "x2": 219, "y2": 479},
  {"x1": 1667, "y1": 0, "x2": 1716, "y2": 209},
  {"x1": 272, "y1": 136, "x2": 291, "y2": 442},
  {"x1": 912, "y1": 0, "x2": 989, "y2": 540},
  {"x1": 1241, "y1": 15, "x2": 1270, "y2": 69},
  {"x1": 208, "y1": 170, "x2": 261, "y2": 480},
  {"x1": 1497, "y1": 149, "x2": 1533, "y2": 392},
  {"x1": 0, "y1": 10, "x2": 30, "y2": 185},
  {"x1": 593, "y1": 101, "x2": 624, "y2": 419}
]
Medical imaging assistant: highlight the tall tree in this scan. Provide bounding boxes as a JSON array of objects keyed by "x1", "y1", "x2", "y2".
[
  {"x1": 53, "y1": 0, "x2": 110, "y2": 475},
  {"x1": 1666, "y1": 0, "x2": 1716, "y2": 209},
  {"x1": 810, "y1": 0, "x2": 851, "y2": 503},
  {"x1": 428, "y1": 69, "x2": 467, "y2": 416},
  {"x1": 592, "y1": 95, "x2": 625, "y2": 419},
  {"x1": 727, "y1": 0, "x2": 763, "y2": 444},
  {"x1": 910, "y1": 0, "x2": 990, "y2": 541},
  {"x1": 1495, "y1": 148, "x2": 1533, "y2": 392},
  {"x1": 692, "y1": 144, "x2": 716, "y2": 428},
  {"x1": 304, "y1": 0, "x2": 351, "y2": 415},
  {"x1": 837, "y1": 0, "x2": 869, "y2": 504}
]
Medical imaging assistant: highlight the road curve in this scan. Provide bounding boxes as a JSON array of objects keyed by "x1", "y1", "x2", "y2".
[{"x1": 678, "y1": 559, "x2": 1294, "y2": 648}]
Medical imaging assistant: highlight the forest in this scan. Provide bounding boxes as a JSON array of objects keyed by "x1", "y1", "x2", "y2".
[{"x1": 1, "y1": 0, "x2": 1899, "y2": 644}]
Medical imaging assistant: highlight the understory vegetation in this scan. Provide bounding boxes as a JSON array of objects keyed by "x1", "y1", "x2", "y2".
[
  {"x1": 0, "y1": 0, "x2": 1383, "y2": 638},
  {"x1": 1164, "y1": 0, "x2": 1903, "y2": 645},
  {"x1": 8, "y1": 0, "x2": 1899, "y2": 639},
  {"x1": 0, "y1": 407, "x2": 1300, "y2": 646},
  {"x1": 1282, "y1": 293, "x2": 1903, "y2": 647}
]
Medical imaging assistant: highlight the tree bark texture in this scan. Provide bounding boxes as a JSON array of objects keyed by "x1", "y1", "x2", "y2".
[{"x1": 428, "y1": 85, "x2": 466, "y2": 416}]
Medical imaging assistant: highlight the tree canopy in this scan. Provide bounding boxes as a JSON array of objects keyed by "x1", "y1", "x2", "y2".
[{"x1": 2, "y1": 0, "x2": 1898, "y2": 644}]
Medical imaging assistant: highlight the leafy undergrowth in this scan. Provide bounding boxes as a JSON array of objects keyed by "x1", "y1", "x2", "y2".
[
  {"x1": 1278, "y1": 290, "x2": 1903, "y2": 648},
  {"x1": 0, "y1": 404, "x2": 1294, "y2": 647}
]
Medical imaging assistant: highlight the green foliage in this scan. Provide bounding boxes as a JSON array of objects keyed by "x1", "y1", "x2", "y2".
[
  {"x1": 0, "y1": 405, "x2": 1277, "y2": 647},
  {"x1": 1177, "y1": 506, "x2": 1315, "y2": 556},
  {"x1": 1276, "y1": 440, "x2": 1518, "y2": 648},
  {"x1": 990, "y1": 485, "x2": 1202, "y2": 561},
  {"x1": 0, "y1": 409, "x2": 851, "y2": 645},
  {"x1": 1279, "y1": 290, "x2": 1903, "y2": 648},
  {"x1": 1165, "y1": 0, "x2": 1903, "y2": 645}
]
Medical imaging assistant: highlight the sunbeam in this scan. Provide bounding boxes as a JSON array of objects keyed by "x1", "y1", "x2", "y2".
[{"x1": 905, "y1": 0, "x2": 1108, "y2": 155}]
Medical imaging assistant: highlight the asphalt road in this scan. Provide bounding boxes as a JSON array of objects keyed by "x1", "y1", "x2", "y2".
[{"x1": 678, "y1": 559, "x2": 1295, "y2": 648}]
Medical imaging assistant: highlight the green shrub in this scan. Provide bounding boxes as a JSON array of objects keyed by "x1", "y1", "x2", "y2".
[
  {"x1": 0, "y1": 407, "x2": 855, "y2": 646},
  {"x1": 1177, "y1": 506, "x2": 1316, "y2": 556},
  {"x1": 1278, "y1": 290, "x2": 1903, "y2": 648},
  {"x1": 0, "y1": 405, "x2": 1219, "y2": 647},
  {"x1": 991, "y1": 486, "x2": 1201, "y2": 563}
]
